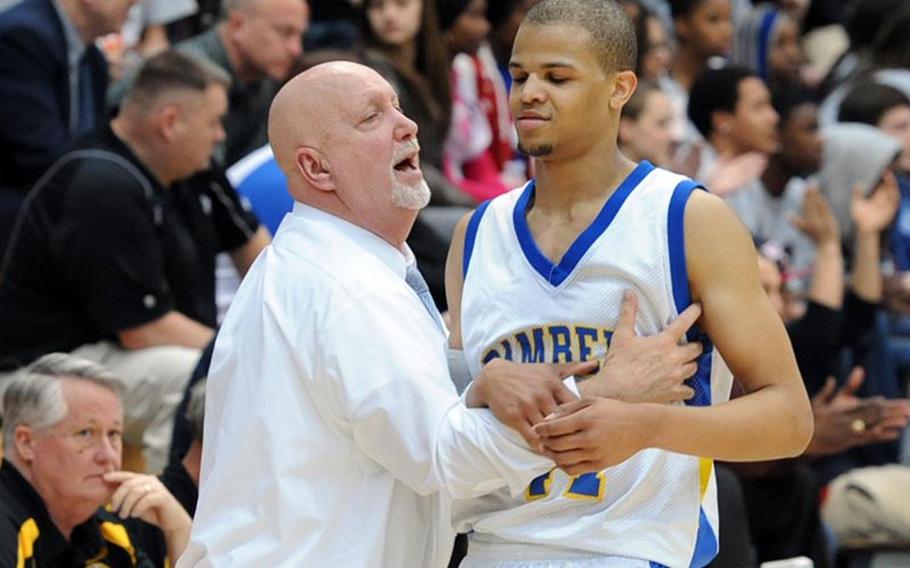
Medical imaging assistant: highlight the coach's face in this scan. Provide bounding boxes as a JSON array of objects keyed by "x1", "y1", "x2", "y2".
[
  {"x1": 321, "y1": 67, "x2": 431, "y2": 217},
  {"x1": 509, "y1": 23, "x2": 616, "y2": 161}
]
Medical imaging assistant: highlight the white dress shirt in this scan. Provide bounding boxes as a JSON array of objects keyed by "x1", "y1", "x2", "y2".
[{"x1": 177, "y1": 203, "x2": 552, "y2": 567}]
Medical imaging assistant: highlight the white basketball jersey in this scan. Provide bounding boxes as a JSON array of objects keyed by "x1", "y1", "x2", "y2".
[{"x1": 456, "y1": 162, "x2": 733, "y2": 568}]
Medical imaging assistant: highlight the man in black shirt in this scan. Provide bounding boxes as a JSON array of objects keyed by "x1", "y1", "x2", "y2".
[
  {"x1": 0, "y1": 353, "x2": 191, "y2": 567},
  {"x1": 0, "y1": 51, "x2": 268, "y2": 472}
]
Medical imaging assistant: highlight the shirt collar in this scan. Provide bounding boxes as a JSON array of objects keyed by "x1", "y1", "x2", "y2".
[
  {"x1": 51, "y1": 0, "x2": 87, "y2": 65},
  {"x1": 290, "y1": 201, "x2": 412, "y2": 279}
]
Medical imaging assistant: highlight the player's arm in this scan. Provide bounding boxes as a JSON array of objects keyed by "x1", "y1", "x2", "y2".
[
  {"x1": 671, "y1": 190, "x2": 814, "y2": 457},
  {"x1": 535, "y1": 192, "x2": 813, "y2": 473}
]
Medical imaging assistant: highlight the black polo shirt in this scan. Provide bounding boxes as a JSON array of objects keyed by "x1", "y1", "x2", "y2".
[
  {"x1": 0, "y1": 125, "x2": 259, "y2": 369},
  {"x1": 0, "y1": 460, "x2": 167, "y2": 567}
]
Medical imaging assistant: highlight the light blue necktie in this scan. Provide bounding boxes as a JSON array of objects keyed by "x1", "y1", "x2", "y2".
[{"x1": 405, "y1": 264, "x2": 444, "y2": 332}]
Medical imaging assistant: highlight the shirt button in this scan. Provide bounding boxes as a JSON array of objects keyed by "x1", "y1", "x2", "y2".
[{"x1": 143, "y1": 294, "x2": 157, "y2": 309}]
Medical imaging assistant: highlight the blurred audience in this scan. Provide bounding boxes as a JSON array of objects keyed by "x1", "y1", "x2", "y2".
[
  {"x1": 178, "y1": 0, "x2": 309, "y2": 166},
  {"x1": 442, "y1": 0, "x2": 525, "y2": 202},
  {"x1": 0, "y1": 51, "x2": 267, "y2": 473},
  {"x1": 0, "y1": 0, "x2": 134, "y2": 250}
]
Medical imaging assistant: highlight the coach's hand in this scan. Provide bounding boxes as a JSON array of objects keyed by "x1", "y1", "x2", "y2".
[
  {"x1": 469, "y1": 358, "x2": 598, "y2": 449},
  {"x1": 533, "y1": 397, "x2": 649, "y2": 474},
  {"x1": 580, "y1": 291, "x2": 701, "y2": 404}
]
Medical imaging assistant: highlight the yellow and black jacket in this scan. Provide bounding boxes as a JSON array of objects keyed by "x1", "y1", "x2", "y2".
[{"x1": 0, "y1": 459, "x2": 167, "y2": 568}]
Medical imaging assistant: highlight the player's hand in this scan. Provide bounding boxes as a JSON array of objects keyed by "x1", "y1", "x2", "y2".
[
  {"x1": 470, "y1": 358, "x2": 598, "y2": 448},
  {"x1": 104, "y1": 471, "x2": 191, "y2": 535},
  {"x1": 582, "y1": 290, "x2": 701, "y2": 404},
  {"x1": 532, "y1": 397, "x2": 648, "y2": 474}
]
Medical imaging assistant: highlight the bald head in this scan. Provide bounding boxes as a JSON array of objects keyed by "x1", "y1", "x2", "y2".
[
  {"x1": 268, "y1": 60, "x2": 427, "y2": 245},
  {"x1": 268, "y1": 62, "x2": 389, "y2": 187}
]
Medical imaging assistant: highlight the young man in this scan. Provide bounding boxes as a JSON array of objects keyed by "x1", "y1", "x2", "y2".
[{"x1": 445, "y1": 1, "x2": 813, "y2": 566}]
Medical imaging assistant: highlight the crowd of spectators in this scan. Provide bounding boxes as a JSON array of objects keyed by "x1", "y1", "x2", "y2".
[{"x1": 0, "y1": 0, "x2": 909, "y2": 566}]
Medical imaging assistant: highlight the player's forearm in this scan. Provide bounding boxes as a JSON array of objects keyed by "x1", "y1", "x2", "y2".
[{"x1": 643, "y1": 384, "x2": 813, "y2": 461}]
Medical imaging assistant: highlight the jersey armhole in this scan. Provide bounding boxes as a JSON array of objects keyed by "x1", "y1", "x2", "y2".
[
  {"x1": 462, "y1": 199, "x2": 492, "y2": 278},
  {"x1": 667, "y1": 179, "x2": 706, "y2": 319}
]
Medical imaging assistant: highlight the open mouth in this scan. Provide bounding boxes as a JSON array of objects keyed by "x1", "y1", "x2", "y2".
[{"x1": 393, "y1": 153, "x2": 419, "y2": 173}]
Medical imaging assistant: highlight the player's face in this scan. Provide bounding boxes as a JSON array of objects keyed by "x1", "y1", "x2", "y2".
[
  {"x1": 509, "y1": 23, "x2": 614, "y2": 160},
  {"x1": 729, "y1": 77, "x2": 779, "y2": 154},
  {"x1": 621, "y1": 90, "x2": 676, "y2": 167},
  {"x1": 324, "y1": 69, "x2": 430, "y2": 218},
  {"x1": 679, "y1": 0, "x2": 733, "y2": 57},
  {"x1": 779, "y1": 102, "x2": 822, "y2": 175},
  {"x1": 878, "y1": 104, "x2": 910, "y2": 173},
  {"x1": 366, "y1": 0, "x2": 423, "y2": 48},
  {"x1": 20, "y1": 380, "x2": 123, "y2": 512},
  {"x1": 769, "y1": 16, "x2": 802, "y2": 85}
]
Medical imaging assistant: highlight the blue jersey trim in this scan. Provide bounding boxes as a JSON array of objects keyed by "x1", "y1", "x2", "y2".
[
  {"x1": 668, "y1": 179, "x2": 715, "y2": 407},
  {"x1": 512, "y1": 160, "x2": 655, "y2": 287},
  {"x1": 757, "y1": 10, "x2": 778, "y2": 81},
  {"x1": 689, "y1": 506, "x2": 719, "y2": 568},
  {"x1": 463, "y1": 200, "x2": 492, "y2": 278},
  {"x1": 667, "y1": 179, "x2": 703, "y2": 314}
]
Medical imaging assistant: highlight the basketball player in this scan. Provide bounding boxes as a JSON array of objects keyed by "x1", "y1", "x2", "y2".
[{"x1": 445, "y1": 1, "x2": 814, "y2": 566}]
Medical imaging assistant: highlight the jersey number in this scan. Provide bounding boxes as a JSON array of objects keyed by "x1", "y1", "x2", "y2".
[{"x1": 524, "y1": 470, "x2": 605, "y2": 501}]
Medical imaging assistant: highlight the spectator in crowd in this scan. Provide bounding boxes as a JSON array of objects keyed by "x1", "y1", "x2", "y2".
[
  {"x1": 663, "y1": 0, "x2": 734, "y2": 145},
  {"x1": 821, "y1": 0, "x2": 905, "y2": 96},
  {"x1": 0, "y1": 51, "x2": 267, "y2": 473},
  {"x1": 0, "y1": 0, "x2": 134, "y2": 249},
  {"x1": 178, "y1": 0, "x2": 310, "y2": 166},
  {"x1": 442, "y1": 0, "x2": 525, "y2": 203},
  {"x1": 726, "y1": 88, "x2": 821, "y2": 297},
  {"x1": 360, "y1": 0, "x2": 469, "y2": 207},
  {"x1": 732, "y1": 3, "x2": 804, "y2": 90},
  {"x1": 818, "y1": 3, "x2": 910, "y2": 126},
  {"x1": 618, "y1": 79, "x2": 677, "y2": 168},
  {"x1": 633, "y1": 4, "x2": 672, "y2": 81},
  {"x1": 688, "y1": 66, "x2": 778, "y2": 197},
  {"x1": 839, "y1": 84, "x2": 910, "y2": 312},
  {"x1": 727, "y1": 178, "x2": 908, "y2": 566},
  {"x1": 0, "y1": 353, "x2": 192, "y2": 567}
]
